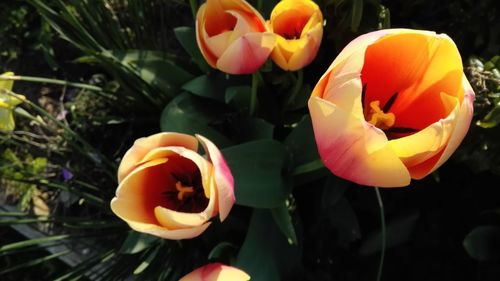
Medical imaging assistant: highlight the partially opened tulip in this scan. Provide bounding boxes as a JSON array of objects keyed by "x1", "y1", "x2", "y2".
[
  {"x1": 196, "y1": 0, "x2": 276, "y2": 74},
  {"x1": 179, "y1": 263, "x2": 250, "y2": 281},
  {"x1": 110, "y1": 132, "x2": 235, "y2": 239},
  {"x1": 1, "y1": 72, "x2": 26, "y2": 132},
  {"x1": 267, "y1": 0, "x2": 323, "y2": 71},
  {"x1": 308, "y1": 29, "x2": 475, "y2": 187}
]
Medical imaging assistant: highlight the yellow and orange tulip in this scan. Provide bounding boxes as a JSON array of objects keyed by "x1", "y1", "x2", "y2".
[
  {"x1": 110, "y1": 132, "x2": 235, "y2": 239},
  {"x1": 308, "y1": 29, "x2": 474, "y2": 187},
  {"x1": 179, "y1": 263, "x2": 250, "y2": 281},
  {"x1": 196, "y1": 0, "x2": 276, "y2": 74},
  {"x1": 0, "y1": 72, "x2": 25, "y2": 132},
  {"x1": 267, "y1": 0, "x2": 323, "y2": 71}
]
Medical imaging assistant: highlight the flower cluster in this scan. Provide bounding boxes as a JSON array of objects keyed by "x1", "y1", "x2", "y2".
[
  {"x1": 109, "y1": 0, "x2": 475, "y2": 279},
  {"x1": 196, "y1": 0, "x2": 323, "y2": 74}
]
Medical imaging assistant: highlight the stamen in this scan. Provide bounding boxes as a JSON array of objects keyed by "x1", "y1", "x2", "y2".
[
  {"x1": 175, "y1": 181, "x2": 194, "y2": 201},
  {"x1": 367, "y1": 100, "x2": 395, "y2": 130}
]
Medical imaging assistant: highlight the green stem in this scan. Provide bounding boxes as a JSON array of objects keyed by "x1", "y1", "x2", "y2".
[
  {"x1": 249, "y1": 72, "x2": 259, "y2": 117},
  {"x1": 374, "y1": 187, "x2": 386, "y2": 281},
  {"x1": 1, "y1": 75, "x2": 102, "y2": 92},
  {"x1": 189, "y1": 0, "x2": 199, "y2": 19},
  {"x1": 291, "y1": 158, "x2": 324, "y2": 176},
  {"x1": 257, "y1": 0, "x2": 263, "y2": 11},
  {"x1": 0, "y1": 75, "x2": 115, "y2": 100},
  {"x1": 286, "y1": 69, "x2": 304, "y2": 107}
]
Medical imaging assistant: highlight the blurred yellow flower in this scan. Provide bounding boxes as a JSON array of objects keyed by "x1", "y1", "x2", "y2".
[{"x1": 0, "y1": 72, "x2": 25, "y2": 132}]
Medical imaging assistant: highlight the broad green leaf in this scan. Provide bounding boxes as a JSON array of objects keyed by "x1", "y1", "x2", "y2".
[
  {"x1": 222, "y1": 140, "x2": 289, "y2": 208},
  {"x1": 225, "y1": 86, "x2": 251, "y2": 109},
  {"x1": 230, "y1": 117, "x2": 274, "y2": 142},
  {"x1": 208, "y1": 242, "x2": 238, "y2": 264},
  {"x1": 160, "y1": 93, "x2": 232, "y2": 148},
  {"x1": 174, "y1": 26, "x2": 211, "y2": 73},
  {"x1": 182, "y1": 75, "x2": 225, "y2": 102},
  {"x1": 272, "y1": 203, "x2": 298, "y2": 245},
  {"x1": 463, "y1": 225, "x2": 500, "y2": 261},
  {"x1": 358, "y1": 210, "x2": 419, "y2": 255},
  {"x1": 133, "y1": 247, "x2": 160, "y2": 274},
  {"x1": 131, "y1": 59, "x2": 194, "y2": 98},
  {"x1": 119, "y1": 231, "x2": 159, "y2": 255},
  {"x1": 236, "y1": 209, "x2": 301, "y2": 281},
  {"x1": 284, "y1": 115, "x2": 320, "y2": 167}
]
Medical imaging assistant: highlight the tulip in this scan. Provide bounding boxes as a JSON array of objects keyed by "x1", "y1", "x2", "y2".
[
  {"x1": 308, "y1": 29, "x2": 475, "y2": 187},
  {"x1": 267, "y1": 0, "x2": 323, "y2": 71},
  {"x1": 110, "y1": 132, "x2": 235, "y2": 239},
  {"x1": 179, "y1": 263, "x2": 250, "y2": 281},
  {"x1": 0, "y1": 72, "x2": 25, "y2": 132},
  {"x1": 196, "y1": 0, "x2": 276, "y2": 74}
]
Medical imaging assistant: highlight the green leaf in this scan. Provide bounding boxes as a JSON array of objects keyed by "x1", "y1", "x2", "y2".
[
  {"x1": 477, "y1": 101, "x2": 500, "y2": 128},
  {"x1": 351, "y1": 0, "x2": 364, "y2": 32},
  {"x1": 0, "y1": 235, "x2": 69, "y2": 253},
  {"x1": 463, "y1": 225, "x2": 500, "y2": 261},
  {"x1": 119, "y1": 231, "x2": 159, "y2": 255},
  {"x1": 182, "y1": 75, "x2": 225, "y2": 102},
  {"x1": 236, "y1": 209, "x2": 301, "y2": 281},
  {"x1": 133, "y1": 247, "x2": 160, "y2": 274},
  {"x1": 160, "y1": 93, "x2": 232, "y2": 148},
  {"x1": 131, "y1": 59, "x2": 194, "y2": 98},
  {"x1": 174, "y1": 26, "x2": 211, "y2": 73},
  {"x1": 222, "y1": 140, "x2": 289, "y2": 208},
  {"x1": 208, "y1": 242, "x2": 238, "y2": 264},
  {"x1": 225, "y1": 86, "x2": 251, "y2": 109},
  {"x1": 230, "y1": 117, "x2": 274, "y2": 142},
  {"x1": 284, "y1": 115, "x2": 320, "y2": 167},
  {"x1": 358, "y1": 210, "x2": 419, "y2": 255},
  {"x1": 271, "y1": 203, "x2": 298, "y2": 245},
  {"x1": 0, "y1": 250, "x2": 70, "y2": 275}
]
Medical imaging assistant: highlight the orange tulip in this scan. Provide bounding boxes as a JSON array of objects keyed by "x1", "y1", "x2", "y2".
[
  {"x1": 179, "y1": 263, "x2": 250, "y2": 281},
  {"x1": 110, "y1": 133, "x2": 235, "y2": 239},
  {"x1": 308, "y1": 29, "x2": 475, "y2": 187},
  {"x1": 196, "y1": 0, "x2": 276, "y2": 74},
  {"x1": 267, "y1": 0, "x2": 323, "y2": 71}
]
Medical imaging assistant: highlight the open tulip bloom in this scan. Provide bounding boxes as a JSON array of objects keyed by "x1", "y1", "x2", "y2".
[
  {"x1": 268, "y1": 0, "x2": 323, "y2": 71},
  {"x1": 308, "y1": 29, "x2": 475, "y2": 187},
  {"x1": 196, "y1": 0, "x2": 276, "y2": 74},
  {"x1": 111, "y1": 133, "x2": 235, "y2": 240}
]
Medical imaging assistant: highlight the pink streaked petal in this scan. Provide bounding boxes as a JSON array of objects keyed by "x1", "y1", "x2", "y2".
[
  {"x1": 180, "y1": 263, "x2": 250, "y2": 281},
  {"x1": 308, "y1": 96, "x2": 411, "y2": 187},
  {"x1": 216, "y1": 32, "x2": 276, "y2": 74},
  {"x1": 196, "y1": 134, "x2": 235, "y2": 222},
  {"x1": 117, "y1": 132, "x2": 198, "y2": 182}
]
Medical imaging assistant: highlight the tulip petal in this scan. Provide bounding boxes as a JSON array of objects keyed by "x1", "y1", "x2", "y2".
[
  {"x1": 117, "y1": 132, "x2": 198, "y2": 182},
  {"x1": 216, "y1": 32, "x2": 276, "y2": 74},
  {"x1": 128, "y1": 220, "x2": 212, "y2": 240},
  {"x1": 408, "y1": 79, "x2": 474, "y2": 178},
  {"x1": 196, "y1": 134, "x2": 235, "y2": 221},
  {"x1": 111, "y1": 158, "x2": 170, "y2": 224},
  {"x1": 286, "y1": 22, "x2": 322, "y2": 70},
  {"x1": 180, "y1": 263, "x2": 250, "y2": 281},
  {"x1": 389, "y1": 93, "x2": 459, "y2": 168},
  {"x1": 309, "y1": 96, "x2": 411, "y2": 187}
]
